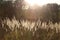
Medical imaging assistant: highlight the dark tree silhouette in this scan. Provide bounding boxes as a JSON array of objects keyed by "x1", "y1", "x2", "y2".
[
  {"x1": 0, "y1": 1, "x2": 16, "y2": 19},
  {"x1": 14, "y1": 0, "x2": 24, "y2": 19},
  {"x1": 38, "y1": 3, "x2": 59, "y2": 23}
]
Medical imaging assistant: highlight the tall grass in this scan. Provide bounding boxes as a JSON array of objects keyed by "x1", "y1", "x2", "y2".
[{"x1": 0, "y1": 17, "x2": 60, "y2": 40}]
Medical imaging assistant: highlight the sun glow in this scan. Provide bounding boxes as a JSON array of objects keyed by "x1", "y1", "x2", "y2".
[
  {"x1": 24, "y1": 0, "x2": 60, "y2": 6},
  {"x1": 25, "y1": 0, "x2": 48, "y2": 6}
]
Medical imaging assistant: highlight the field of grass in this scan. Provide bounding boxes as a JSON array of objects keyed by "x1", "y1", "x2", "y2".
[{"x1": 0, "y1": 17, "x2": 60, "y2": 40}]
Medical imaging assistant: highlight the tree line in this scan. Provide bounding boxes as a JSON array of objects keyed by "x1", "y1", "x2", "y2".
[{"x1": 0, "y1": 0, "x2": 60, "y2": 23}]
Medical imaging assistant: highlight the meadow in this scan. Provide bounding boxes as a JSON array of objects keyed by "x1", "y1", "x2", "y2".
[{"x1": 0, "y1": 17, "x2": 60, "y2": 40}]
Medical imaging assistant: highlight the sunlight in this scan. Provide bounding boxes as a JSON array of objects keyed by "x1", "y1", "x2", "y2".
[
  {"x1": 25, "y1": 0, "x2": 36, "y2": 6},
  {"x1": 24, "y1": 0, "x2": 48, "y2": 6},
  {"x1": 24, "y1": 0, "x2": 60, "y2": 7}
]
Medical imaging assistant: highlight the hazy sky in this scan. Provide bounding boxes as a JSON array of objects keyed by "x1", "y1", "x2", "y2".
[
  {"x1": 3, "y1": 0, "x2": 60, "y2": 5},
  {"x1": 24, "y1": 0, "x2": 60, "y2": 6},
  {"x1": 44, "y1": 0, "x2": 60, "y2": 4},
  {"x1": 25, "y1": 0, "x2": 60, "y2": 5}
]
